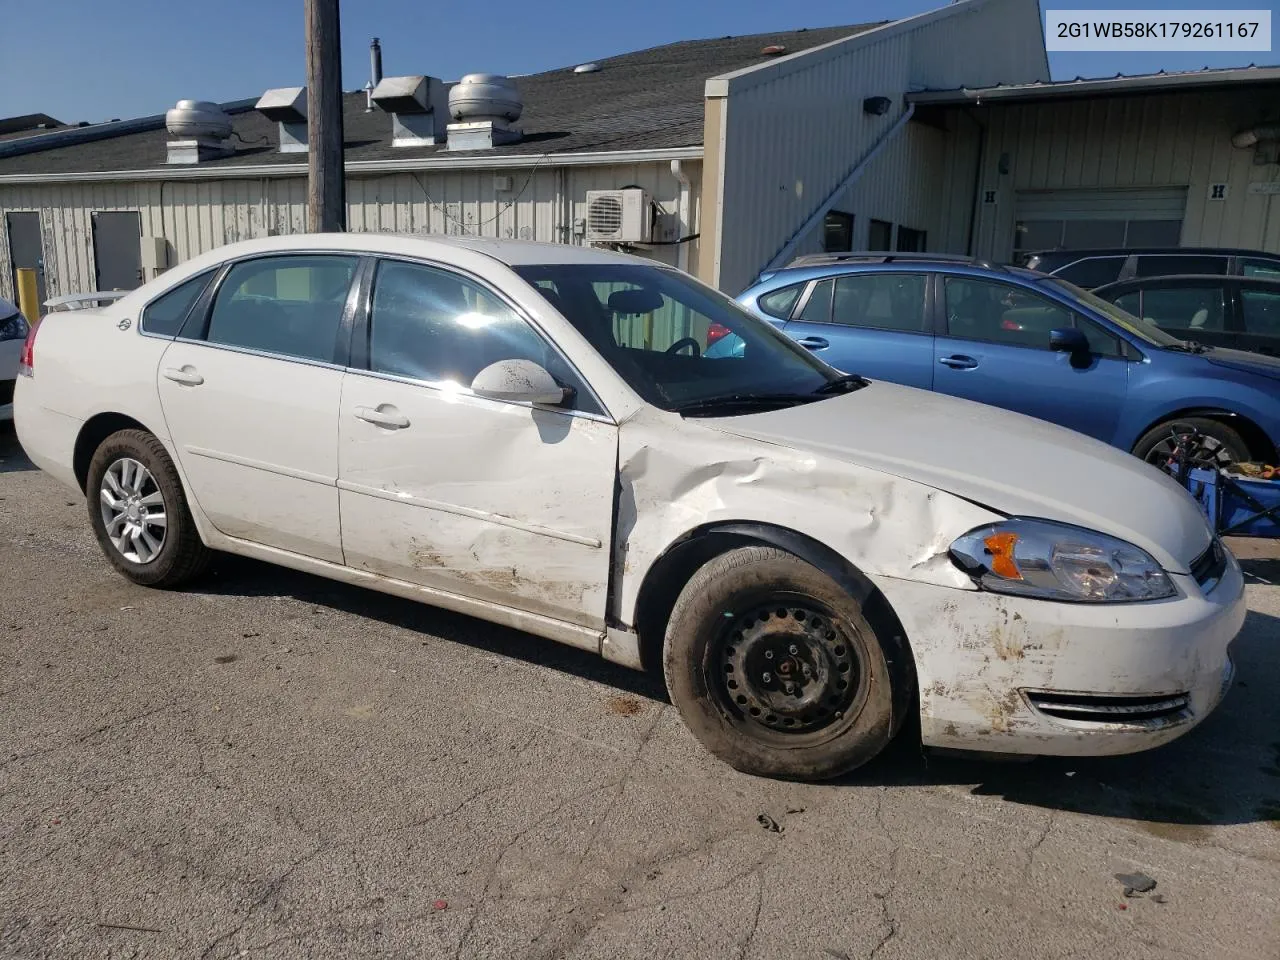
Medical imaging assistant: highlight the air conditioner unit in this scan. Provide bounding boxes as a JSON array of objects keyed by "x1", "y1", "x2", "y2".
[{"x1": 585, "y1": 188, "x2": 653, "y2": 243}]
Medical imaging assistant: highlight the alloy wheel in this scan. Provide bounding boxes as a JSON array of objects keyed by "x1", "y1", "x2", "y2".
[{"x1": 99, "y1": 457, "x2": 167, "y2": 564}]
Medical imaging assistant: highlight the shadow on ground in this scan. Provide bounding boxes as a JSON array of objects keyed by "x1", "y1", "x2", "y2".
[
  {"x1": 0, "y1": 423, "x2": 35, "y2": 473},
  {"x1": 190, "y1": 547, "x2": 1280, "y2": 832}
]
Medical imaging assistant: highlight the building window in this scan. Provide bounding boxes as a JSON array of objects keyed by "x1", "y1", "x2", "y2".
[
  {"x1": 823, "y1": 211, "x2": 854, "y2": 252},
  {"x1": 896, "y1": 226, "x2": 926, "y2": 252},
  {"x1": 868, "y1": 219, "x2": 892, "y2": 250},
  {"x1": 1013, "y1": 218, "x2": 1182, "y2": 258}
]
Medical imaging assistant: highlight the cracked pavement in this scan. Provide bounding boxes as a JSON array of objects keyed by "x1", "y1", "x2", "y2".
[{"x1": 2, "y1": 423, "x2": 1279, "y2": 959}]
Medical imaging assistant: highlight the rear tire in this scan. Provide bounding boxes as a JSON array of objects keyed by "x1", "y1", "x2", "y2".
[
  {"x1": 86, "y1": 429, "x2": 211, "y2": 587},
  {"x1": 1132, "y1": 417, "x2": 1251, "y2": 473},
  {"x1": 662, "y1": 546, "x2": 909, "y2": 781}
]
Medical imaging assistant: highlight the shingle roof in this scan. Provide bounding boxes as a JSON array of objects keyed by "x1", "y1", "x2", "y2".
[{"x1": 0, "y1": 22, "x2": 882, "y2": 176}]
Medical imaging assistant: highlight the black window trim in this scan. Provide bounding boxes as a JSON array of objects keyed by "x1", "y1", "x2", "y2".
[
  {"x1": 941, "y1": 274, "x2": 1128, "y2": 360},
  {"x1": 350, "y1": 253, "x2": 613, "y2": 423},
  {"x1": 175, "y1": 250, "x2": 366, "y2": 371}
]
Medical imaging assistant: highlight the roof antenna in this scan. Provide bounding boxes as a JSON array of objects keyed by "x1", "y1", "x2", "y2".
[{"x1": 365, "y1": 38, "x2": 383, "y2": 112}]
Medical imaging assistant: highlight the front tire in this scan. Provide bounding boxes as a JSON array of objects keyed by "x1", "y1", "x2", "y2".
[
  {"x1": 1132, "y1": 417, "x2": 1251, "y2": 473},
  {"x1": 86, "y1": 429, "x2": 211, "y2": 587},
  {"x1": 662, "y1": 546, "x2": 909, "y2": 781}
]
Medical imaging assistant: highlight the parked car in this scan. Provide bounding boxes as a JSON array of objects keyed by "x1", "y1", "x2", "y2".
[
  {"x1": 16, "y1": 235, "x2": 1243, "y2": 780},
  {"x1": 1093, "y1": 274, "x2": 1280, "y2": 358},
  {"x1": 1019, "y1": 246, "x2": 1280, "y2": 290},
  {"x1": 738, "y1": 253, "x2": 1280, "y2": 470},
  {"x1": 0, "y1": 296, "x2": 30, "y2": 421}
]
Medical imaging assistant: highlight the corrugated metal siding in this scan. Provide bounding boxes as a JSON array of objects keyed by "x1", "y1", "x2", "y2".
[
  {"x1": 964, "y1": 90, "x2": 1280, "y2": 260},
  {"x1": 0, "y1": 160, "x2": 696, "y2": 302},
  {"x1": 713, "y1": 0, "x2": 1048, "y2": 292}
]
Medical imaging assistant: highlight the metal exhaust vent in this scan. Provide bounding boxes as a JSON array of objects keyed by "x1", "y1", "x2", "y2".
[
  {"x1": 255, "y1": 87, "x2": 308, "y2": 153},
  {"x1": 164, "y1": 99, "x2": 234, "y2": 164},
  {"x1": 446, "y1": 74, "x2": 523, "y2": 150},
  {"x1": 372, "y1": 75, "x2": 449, "y2": 147}
]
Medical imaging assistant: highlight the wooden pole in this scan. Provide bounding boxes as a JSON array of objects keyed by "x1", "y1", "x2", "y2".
[{"x1": 306, "y1": 0, "x2": 345, "y2": 232}]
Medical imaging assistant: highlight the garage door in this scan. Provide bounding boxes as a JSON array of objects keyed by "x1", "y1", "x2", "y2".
[{"x1": 1013, "y1": 187, "x2": 1187, "y2": 257}]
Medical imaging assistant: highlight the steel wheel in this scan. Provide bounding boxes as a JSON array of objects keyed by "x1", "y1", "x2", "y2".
[
  {"x1": 98, "y1": 457, "x2": 167, "y2": 564},
  {"x1": 713, "y1": 595, "x2": 869, "y2": 743}
]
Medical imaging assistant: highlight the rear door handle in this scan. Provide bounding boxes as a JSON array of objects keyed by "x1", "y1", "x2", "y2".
[
  {"x1": 162, "y1": 366, "x2": 204, "y2": 386},
  {"x1": 796, "y1": 336, "x2": 829, "y2": 350},
  {"x1": 354, "y1": 405, "x2": 410, "y2": 429},
  {"x1": 938, "y1": 355, "x2": 978, "y2": 370}
]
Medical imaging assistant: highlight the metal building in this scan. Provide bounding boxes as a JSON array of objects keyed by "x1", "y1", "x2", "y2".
[{"x1": 0, "y1": 0, "x2": 1047, "y2": 304}]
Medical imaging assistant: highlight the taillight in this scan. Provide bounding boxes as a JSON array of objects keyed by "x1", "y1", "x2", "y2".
[
  {"x1": 18, "y1": 318, "x2": 38, "y2": 376},
  {"x1": 707, "y1": 322, "x2": 732, "y2": 345}
]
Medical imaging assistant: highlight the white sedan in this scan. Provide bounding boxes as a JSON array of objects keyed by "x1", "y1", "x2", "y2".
[{"x1": 14, "y1": 234, "x2": 1244, "y2": 780}]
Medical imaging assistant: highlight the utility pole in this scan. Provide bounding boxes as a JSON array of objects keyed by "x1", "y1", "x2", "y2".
[{"x1": 306, "y1": 0, "x2": 345, "y2": 231}]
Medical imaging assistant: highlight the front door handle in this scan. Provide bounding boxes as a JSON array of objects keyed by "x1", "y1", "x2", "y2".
[
  {"x1": 354, "y1": 405, "x2": 410, "y2": 429},
  {"x1": 162, "y1": 366, "x2": 204, "y2": 386},
  {"x1": 796, "y1": 336, "x2": 829, "y2": 350},
  {"x1": 938, "y1": 355, "x2": 978, "y2": 370}
]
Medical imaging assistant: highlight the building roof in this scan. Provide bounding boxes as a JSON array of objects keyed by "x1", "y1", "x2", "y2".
[
  {"x1": 908, "y1": 64, "x2": 1280, "y2": 105},
  {"x1": 0, "y1": 22, "x2": 881, "y2": 178},
  {"x1": 0, "y1": 113, "x2": 66, "y2": 142}
]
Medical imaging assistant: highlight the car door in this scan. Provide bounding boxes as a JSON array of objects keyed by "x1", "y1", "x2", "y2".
[
  {"x1": 337, "y1": 257, "x2": 617, "y2": 630},
  {"x1": 156, "y1": 253, "x2": 360, "y2": 563},
  {"x1": 782, "y1": 272, "x2": 933, "y2": 388},
  {"x1": 1109, "y1": 278, "x2": 1234, "y2": 350},
  {"x1": 1238, "y1": 283, "x2": 1280, "y2": 358},
  {"x1": 932, "y1": 274, "x2": 1129, "y2": 441}
]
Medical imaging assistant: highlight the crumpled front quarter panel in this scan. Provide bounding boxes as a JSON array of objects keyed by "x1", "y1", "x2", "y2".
[{"x1": 613, "y1": 410, "x2": 999, "y2": 629}]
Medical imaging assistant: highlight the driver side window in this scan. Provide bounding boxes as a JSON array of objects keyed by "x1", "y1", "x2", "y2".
[{"x1": 368, "y1": 260, "x2": 598, "y2": 413}]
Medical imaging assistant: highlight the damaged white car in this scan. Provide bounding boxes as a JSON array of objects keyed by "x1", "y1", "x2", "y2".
[{"x1": 14, "y1": 234, "x2": 1244, "y2": 780}]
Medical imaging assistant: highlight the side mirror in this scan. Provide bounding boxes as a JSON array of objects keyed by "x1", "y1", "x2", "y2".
[
  {"x1": 1048, "y1": 327, "x2": 1089, "y2": 355},
  {"x1": 470, "y1": 359, "x2": 567, "y2": 405}
]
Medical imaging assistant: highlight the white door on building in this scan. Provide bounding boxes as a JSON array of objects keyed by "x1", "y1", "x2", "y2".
[{"x1": 1013, "y1": 187, "x2": 1188, "y2": 262}]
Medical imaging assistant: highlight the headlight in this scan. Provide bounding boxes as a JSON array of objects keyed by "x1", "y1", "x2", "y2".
[{"x1": 950, "y1": 518, "x2": 1176, "y2": 603}]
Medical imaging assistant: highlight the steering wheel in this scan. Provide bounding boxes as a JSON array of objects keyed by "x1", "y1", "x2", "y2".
[{"x1": 666, "y1": 337, "x2": 701, "y2": 357}]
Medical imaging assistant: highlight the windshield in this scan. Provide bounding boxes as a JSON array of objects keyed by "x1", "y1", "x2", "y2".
[
  {"x1": 1039, "y1": 276, "x2": 1183, "y2": 348},
  {"x1": 512, "y1": 263, "x2": 844, "y2": 411}
]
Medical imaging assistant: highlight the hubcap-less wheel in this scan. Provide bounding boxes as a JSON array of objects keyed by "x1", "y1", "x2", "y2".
[
  {"x1": 714, "y1": 598, "x2": 867, "y2": 739},
  {"x1": 1144, "y1": 426, "x2": 1236, "y2": 473},
  {"x1": 99, "y1": 457, "x2": 167, "y2": 564}
]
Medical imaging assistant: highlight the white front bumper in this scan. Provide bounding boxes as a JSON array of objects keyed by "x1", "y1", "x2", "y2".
[{"x1": 874, "y1": 552, "x2": 1246, "y2": 757}]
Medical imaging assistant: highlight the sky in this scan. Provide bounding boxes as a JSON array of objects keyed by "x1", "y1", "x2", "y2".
[{"x1": 1, "y1": 0, "x2": 1276, "y2": 124}]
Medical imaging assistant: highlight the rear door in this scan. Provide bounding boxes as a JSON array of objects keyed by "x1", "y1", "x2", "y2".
[
  {"x1": 932, "y1": 274, "x2": 1130, "y2": 441},
  {"x1": 156, "y1": 253, "x2": 360, "y2": 562},
  {"x1": 1109, "y1": 278, "x2": 1234, "y2": 350},
  {"x1": 91, "y1": 212, "x2": 144, "y2": 291},
  {"x1": 782, "y1": 272, "x2": 933, "y2": 388}
]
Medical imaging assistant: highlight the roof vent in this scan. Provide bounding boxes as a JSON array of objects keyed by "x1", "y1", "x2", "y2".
[
  {"x1": 373, "y1": 75, "x2": 449, "y2": 147},
  {"x1": 164, "y1": 99, "x2": 234, "y2": 165},
  {"x1": 255, "y1": 87, "x2": 308, "y2": 153},
  {"x1": 446, "y1": 73, "x2": 523, "y2": 151},
  {"x1": 573, "y1": 62, "x2": 601, "y2": 74}
]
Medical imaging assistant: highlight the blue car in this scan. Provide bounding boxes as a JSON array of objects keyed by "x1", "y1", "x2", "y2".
[{"x1": 736, "y1": 253, "x2": 1280, "y2": 469}]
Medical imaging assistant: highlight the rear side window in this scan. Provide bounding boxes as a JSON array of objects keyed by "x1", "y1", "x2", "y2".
[
  {"x1": 796, "y1": 279, "x2": 833, "y2": 323},
  {"x1": 757, "y1": 284, "x2": 803, "y2": 320},
  {"x1": 1052, "y1": 257, "x2": 1127, "y2": 289},
  {"x1": 1134, "y1": 255, "x2": 1227, "y2": 277},
  {"x1": 206, "y1": 255, "x2": 358, "y2": 362},
  {"x1": 141, "y1": 270, "x2": 216, "y2": 337},
  {"x1": 831, "y1": 274, "x2": 928, "y2": 333}
]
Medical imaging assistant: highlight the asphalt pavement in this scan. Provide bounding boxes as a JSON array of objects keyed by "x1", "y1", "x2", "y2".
[{"x1": 1, "y1": 422, "x2": 1278, "y2": 959}]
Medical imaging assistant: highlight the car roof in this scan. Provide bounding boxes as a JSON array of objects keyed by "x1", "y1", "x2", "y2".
[
  {"x1": 166, "y1": 232, "x2": 660, "y2": 269},
  {"x1": 1025, "y1": 247, "x2": 1280, "y2": 260},
  {"x1": 1094, "y1": 273, "x2": 1280, "y2": 292}
]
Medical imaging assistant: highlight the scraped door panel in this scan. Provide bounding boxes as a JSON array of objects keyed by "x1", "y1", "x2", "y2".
[{"x1": 337, "y1": 376, "x2": 617, "y2": 628}]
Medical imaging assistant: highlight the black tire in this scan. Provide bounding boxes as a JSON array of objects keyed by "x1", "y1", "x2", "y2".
[
  {"x1": 1132, "y1": 417, "x2": 1251, "y2": 473},
  {"x1": 662, "y1": 546, "x2": 909, "y2": 781},
  {"x1": 86, "y1": 428, "x2": 211, "y2": 587}
]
